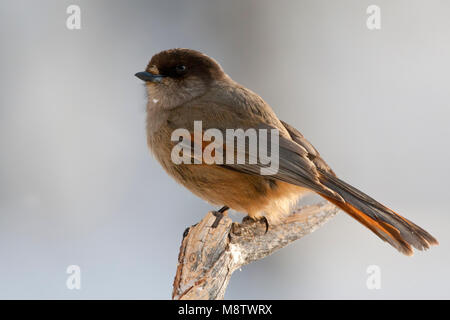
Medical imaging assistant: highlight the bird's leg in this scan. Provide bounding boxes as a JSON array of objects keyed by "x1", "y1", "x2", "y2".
[{"x1": 211, "y1": 206, "x2": 229, "y2": 228}]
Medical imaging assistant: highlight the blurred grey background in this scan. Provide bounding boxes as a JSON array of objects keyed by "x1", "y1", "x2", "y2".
[{"x1": 0, "y1": 0, "x2": 449, "y2": 299}]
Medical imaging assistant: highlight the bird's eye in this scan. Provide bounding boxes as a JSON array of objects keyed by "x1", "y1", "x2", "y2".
[{"x1": 175, "y1": 65, "x2": 187, "y2": 74}]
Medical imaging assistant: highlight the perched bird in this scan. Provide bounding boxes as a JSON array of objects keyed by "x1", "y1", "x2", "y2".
[{"x1": 135, "y1": 48, "x2": 438, "y2": 255}]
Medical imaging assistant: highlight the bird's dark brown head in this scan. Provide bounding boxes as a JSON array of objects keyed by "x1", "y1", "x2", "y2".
[{"x1": 136, "y1": 49, "x2": 228, "y2": 108}]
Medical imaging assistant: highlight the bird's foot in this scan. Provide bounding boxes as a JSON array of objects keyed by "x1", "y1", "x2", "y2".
[
  {"x1": 242, "y1": 215, "x2": 270, "y2": 234},
  {"x1": 211, "y1": 206, "x2": 229, "y2": 228}
]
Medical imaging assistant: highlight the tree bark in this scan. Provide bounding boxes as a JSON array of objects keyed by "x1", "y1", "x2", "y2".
[{"x1": 172, "y1": 200, "x2": 338, "y2": 300}]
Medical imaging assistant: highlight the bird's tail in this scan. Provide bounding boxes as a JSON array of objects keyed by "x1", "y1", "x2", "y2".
[{"x1": 319, "y1": 171, "x2": 438, "y2": 255}]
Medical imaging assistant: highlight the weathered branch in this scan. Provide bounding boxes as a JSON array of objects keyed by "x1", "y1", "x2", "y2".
[{"x1": 172, "y1": 200, "x2": 338, "y2": 300}]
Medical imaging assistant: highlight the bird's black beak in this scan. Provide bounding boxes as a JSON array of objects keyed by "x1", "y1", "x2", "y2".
[{"x1": 134, "y1": 71, "x2": 166, "y2": 83}]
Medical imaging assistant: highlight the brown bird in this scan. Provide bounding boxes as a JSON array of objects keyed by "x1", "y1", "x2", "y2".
[{"x1": 135, "y1": 48, "x2": 438, "y2": 256}]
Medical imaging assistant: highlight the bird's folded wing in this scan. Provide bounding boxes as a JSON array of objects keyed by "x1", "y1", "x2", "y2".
[{"x1": 174, "y1": 123, "x2": 342, "y2": 201}]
